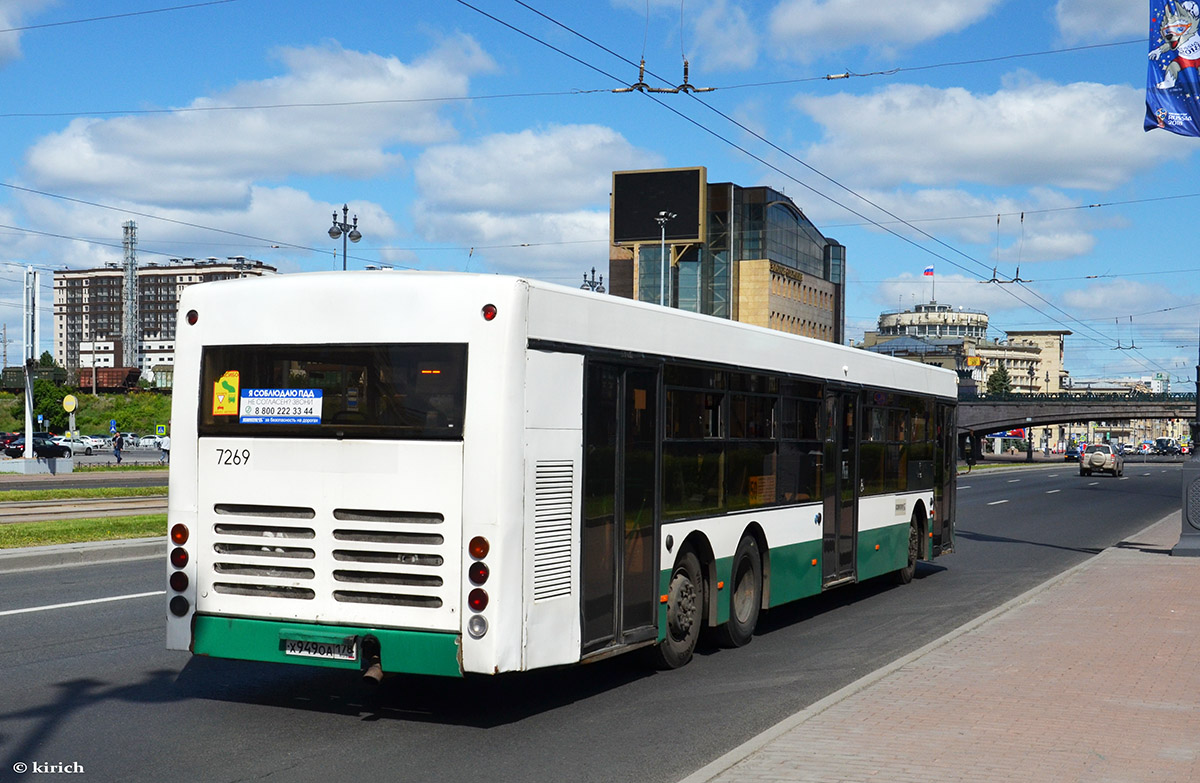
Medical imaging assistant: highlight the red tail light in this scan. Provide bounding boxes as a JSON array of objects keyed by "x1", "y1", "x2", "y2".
[
  {"x1": 469, "y1": 536, "x2": 490, "y2": 559},
  {"x1": 170, "y1": 547, "x2": 188, "y2": 569},
  {"x1": 469, "y1": 562, "x2": 489, "y2": 585},
  {"x1": 170, "y1": 524, "x2": 189, "y2": 545},
  {"x1": 468, "y1": 588, "x2": 489, "y2": 612}
]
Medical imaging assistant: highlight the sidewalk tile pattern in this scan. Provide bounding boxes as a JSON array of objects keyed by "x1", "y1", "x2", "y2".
[{"x1": 702, "y1": 523, "x2": 1200, "y2": 783}]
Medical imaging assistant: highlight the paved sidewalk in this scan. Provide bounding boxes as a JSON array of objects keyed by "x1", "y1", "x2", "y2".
[{"x1": 684, "y1": 513, "x2": 1200, "y2": 783}]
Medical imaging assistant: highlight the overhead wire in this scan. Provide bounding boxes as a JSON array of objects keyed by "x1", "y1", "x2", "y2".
[
  {"x1": 494, "y1": 0, "x2": 1168, "y2": 370},
  {"x1": 0, "y1": 0, "x2": 239, "y2": 34},
  {"x1": 492, "y1": 0, "x2": 1182, "y2": 377}
]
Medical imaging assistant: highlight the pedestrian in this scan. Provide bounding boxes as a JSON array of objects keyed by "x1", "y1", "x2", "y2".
[
  {"x1": 113, "y1": 433, "x2": 123, "y2": 464},
  {"x1": 160, "y1": 434, "x2": 171, "y2": 464}
]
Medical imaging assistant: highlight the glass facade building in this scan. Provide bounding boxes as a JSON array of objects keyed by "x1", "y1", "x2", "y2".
[{"x1": 615, "y1": 178, "x2": 844, "y2": 344}]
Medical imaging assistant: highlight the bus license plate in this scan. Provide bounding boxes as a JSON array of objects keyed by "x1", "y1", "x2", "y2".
[{"x1": 283, "y1": 638, "x2": 358, "y2": 661}]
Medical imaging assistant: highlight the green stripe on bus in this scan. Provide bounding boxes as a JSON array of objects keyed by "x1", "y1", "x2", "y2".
[
  {"x1": 856, "y1": 523, "x2": 910, "y2": 581},
  {"x1": 192, "y1": 615, "x2": 463, "y2": 678},
  {"x1": 655, "y1": 525, "x2": 911, "y2": 641}
]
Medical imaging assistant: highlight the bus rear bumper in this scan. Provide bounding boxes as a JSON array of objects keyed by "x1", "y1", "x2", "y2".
[{"x1": 191, "y1": 615, "x2": 463, "y2": 678}]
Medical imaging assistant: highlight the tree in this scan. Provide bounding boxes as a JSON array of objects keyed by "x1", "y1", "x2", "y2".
[
  {"x1": 38, "y1": 351, "x2": 55, "y2": 368},
  {"x1": 987, "y1": 365, "x2": 1013, "y2": 395}
]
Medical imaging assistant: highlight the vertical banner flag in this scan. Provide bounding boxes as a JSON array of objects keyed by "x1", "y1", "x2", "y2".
[{"x1": 1146, "y1": 0, "x2": 1200, "y2": 135}]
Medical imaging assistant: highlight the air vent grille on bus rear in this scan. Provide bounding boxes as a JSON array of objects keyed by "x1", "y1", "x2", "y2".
[
  {"x1": 206, "y1": 506, "x2": 451, "y2": 611},
  {"x1": 532, "y1": 460, "x2": 573, "y2": 601}
]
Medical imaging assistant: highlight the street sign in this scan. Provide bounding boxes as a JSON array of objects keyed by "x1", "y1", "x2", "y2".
[
  {"x1": 62, "y1": 395, "x2": 77, "y2": 413},
  {"x1": 109, "y1": 419, "x2": 117, "y2": 434},
  {"x1": 156, "y1": 424, "x2": 166, "y2": 436}
]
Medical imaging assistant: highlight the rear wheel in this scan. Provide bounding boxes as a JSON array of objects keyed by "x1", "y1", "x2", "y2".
[
  {"x1": 653, "y1": 551, "x2": 703, "y2": 669},
  {"x1": 715, "y1": 536, "x2": 762, "y2": 648},
  {"x1": 893, "y1": 514, "x2": 920, "y2": 585}
]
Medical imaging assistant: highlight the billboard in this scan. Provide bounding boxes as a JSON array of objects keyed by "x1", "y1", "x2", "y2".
[{"x1": 611, "y1": 167, "x2": 706, "y2": 245}]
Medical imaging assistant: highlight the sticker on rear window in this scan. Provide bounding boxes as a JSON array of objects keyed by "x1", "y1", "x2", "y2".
[{"x1": 239, "y1": 388, "x2": 323, "y2": 424}]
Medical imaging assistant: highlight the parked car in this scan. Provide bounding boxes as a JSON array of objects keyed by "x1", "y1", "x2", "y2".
[
  {"x1": 88, "y1": 434, "x2": 113, "y2": 448},
  {"x1": 1080, "y1": 443, "x2": 1123, "y2": 477},
  {"x1": 4, "y1": 436, "x2": 71, "y2": 459},
  {"x1": 51, "y1": 436, "x2": 94, "y2": 456},
  {"x1": 79, "y1": 435, "x2": 105, "y2": 450},
  {"x1": 137, "y1": 435, "x2": 161, "y2": 448}
]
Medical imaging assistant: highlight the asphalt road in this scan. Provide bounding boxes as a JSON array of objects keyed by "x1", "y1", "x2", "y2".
[{"x1": 0, "y1": 463, "x2": 1185, "y2": 783}]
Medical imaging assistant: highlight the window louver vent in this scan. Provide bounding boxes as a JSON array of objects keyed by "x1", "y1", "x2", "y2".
[{"x1": 532, "y1": 460, "x2": 573, "y2": 601}]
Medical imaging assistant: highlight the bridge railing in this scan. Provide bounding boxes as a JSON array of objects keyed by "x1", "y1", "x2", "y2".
[{"x1": 959, "y1": 391, "x2": 1197, "y2": 403}]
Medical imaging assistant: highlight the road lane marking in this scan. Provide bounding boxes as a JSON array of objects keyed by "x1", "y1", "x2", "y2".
[
  {"x1": 987, "y1": 500, "x2": 1009, "y2": 506},
  {"x1": 1088, "y1": 482, "x2": 1099, "y2": 486},
  {"x1": 0, "y1": 591, "x2": 164, "y2": 617},
  {"x1": 1046, "y1": 489, "x2": 1061, "y2": 494},
  {"x1": 1007, "y1": 479, "x2": 1020, "y2": 483}
]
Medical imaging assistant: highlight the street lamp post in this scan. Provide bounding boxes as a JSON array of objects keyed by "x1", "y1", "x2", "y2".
[
  {"x1": 580, "y1": 267, "x2": 605, "y2": 293},
  {"x1": 655, "y1": 211, "x2": 675, "y2": 307},
  {"x1": 1027, "y1": 365, "x2": 1036, "y2": 462},
  {"x1": 328, "y1": 204, "x2": 363, "y2": 271}
]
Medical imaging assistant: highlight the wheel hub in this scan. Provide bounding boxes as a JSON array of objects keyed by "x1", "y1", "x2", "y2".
[{"x1": 667, "y1": 573, "x2": 697, "y2": 638}]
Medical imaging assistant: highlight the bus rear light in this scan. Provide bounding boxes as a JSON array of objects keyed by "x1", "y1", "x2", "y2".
[
  {"x1": 169, "y1": 596, "x2": 190, "y2": 617},
  {"x1": 469, "y1": 561, "x2": 489, "y2": 585},
  {"x1": 186, "y1": 309, "x2": 198, "y2": 325},
  {"x1": 170, "y1": 547, "x2": 188, "y2": 569},
  {"x1": 469, "y1": 536, "x2": 490, "y2": 559},
  {"x1": 169, "y1": 571, "x2": 188, "y2": 592},
  {"x1": 481, "y1": 303, "x2": 497, "y2": 321},
  {"x1": 467, "y1": 615, "x2": 488, "y2": 639},
  {"x1": 170, "y1": 524, "x2": 189, "y2": 545},
  {"x1": 468, "y1": 588, "x2": 488, "y2": 612}
]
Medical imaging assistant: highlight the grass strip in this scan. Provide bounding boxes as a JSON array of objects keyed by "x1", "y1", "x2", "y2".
[
  {"x1": 0, "y1": 486, "x2": 166, "y2": 502},
  {"x1": 0, "y1": 514, "x2": 166, "y2": 549}
]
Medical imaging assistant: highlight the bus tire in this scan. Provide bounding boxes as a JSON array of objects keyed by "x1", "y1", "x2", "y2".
[
  {"x1": 654, "y1": 550, "x2": 703, "y2": 669},
  {"x1": 893, "y1": 514, "x2": 920, "y2": 585},
  {"x1": 715, "y1": 536, "x2": 761, "y2": 648}
]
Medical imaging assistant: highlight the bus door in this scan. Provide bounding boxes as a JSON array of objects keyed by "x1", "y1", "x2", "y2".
[
  {"x1": 822, "y1": 389, "x2": 859, "y2": 586},
  {"x1": 580, "y1": 362, "x2": 659, "y2": 655},
  {"x1": 933, "y1": 402, "x2": 956, "y2": 553}
]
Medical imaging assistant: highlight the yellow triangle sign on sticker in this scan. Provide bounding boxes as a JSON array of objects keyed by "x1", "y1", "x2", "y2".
[{"x1": 212, "y1": 371, "x2": 240, "y2": 416}]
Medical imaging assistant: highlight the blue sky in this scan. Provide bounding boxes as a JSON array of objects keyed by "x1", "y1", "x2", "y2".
[{"x1": 0, "y1": 0, "x2": 1193, "y2": 385}]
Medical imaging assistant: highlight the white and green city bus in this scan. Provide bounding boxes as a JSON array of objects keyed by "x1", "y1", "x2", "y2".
[{"x1": 166, "y1": 272, "x2": 957, "y2": 676}]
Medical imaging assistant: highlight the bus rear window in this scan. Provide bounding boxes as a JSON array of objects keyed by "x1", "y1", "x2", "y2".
[{"x1": 198, "y1": 343, "x2": 467, "y2": 440}]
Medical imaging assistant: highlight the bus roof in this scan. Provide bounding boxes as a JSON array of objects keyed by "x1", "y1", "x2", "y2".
[{"x1": 182, "y1": 271, "x2": 958, "y2": 400}]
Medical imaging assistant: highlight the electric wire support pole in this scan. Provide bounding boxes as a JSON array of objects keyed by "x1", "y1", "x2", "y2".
[
  {"x1": 22, "y1": 267, "x2": 37, "y2": 459},
  {"x1": 1174, "y1": 323, "x2": 1200, "y2": 555}
]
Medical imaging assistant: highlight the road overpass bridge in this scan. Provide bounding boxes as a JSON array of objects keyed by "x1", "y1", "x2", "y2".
[{"x1": 957, "y1": 392, "x2": 1197, "y2": 436}]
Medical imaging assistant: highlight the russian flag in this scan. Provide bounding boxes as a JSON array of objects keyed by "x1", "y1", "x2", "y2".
[{"x1": 923, "y1": 265, "x2": 934, "y2": 277}]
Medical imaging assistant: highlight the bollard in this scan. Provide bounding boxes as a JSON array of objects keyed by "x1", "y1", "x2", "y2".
[{"x1": 1175, "y1": 454, "x2": 1200, "y2": 556}]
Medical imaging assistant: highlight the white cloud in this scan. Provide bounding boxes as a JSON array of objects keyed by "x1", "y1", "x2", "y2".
[
  {"x1": 814, "y1": 187, "x2": 1103, "y2": 264},
  {"x1": 412, "y1": 124, "x2": 660, "y2": 279},
  {"x1": 23, "y1": 37, "x2": 495, "y2": 208},
  {"x1": 691, "y1": 0, "x2": 759, "y2": 70},
  {"x1": 415, "y1": 124, "x2": 656, "y2": 213},
  {"x1": 12, "y1": 184, "x2": 396, "y2": 272},
  {"x1": 1055, "y1": 0, "x2": 1144, "y2": 44},
  {"x1": 794, "y1": 78, "x2": 1184, "y2": 191},
  {"x1": 0, "y1": 0, "x2": 56, "y2": 66},
  {"x1": 1062, "y1": 279, "x2": 1180, "y2": 316},
  {"x1": 769, "y1": 0, "x2": 1003, "y2": 61}
]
